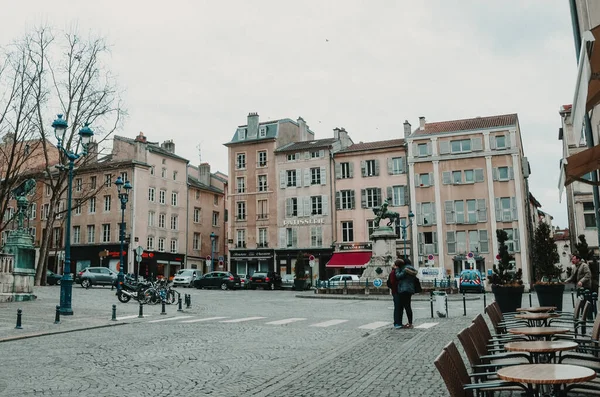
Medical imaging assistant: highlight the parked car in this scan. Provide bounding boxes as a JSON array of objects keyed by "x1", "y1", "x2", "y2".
[
  {"x1": 193, "y1": 271, "x2": 241, "y2": 290},
  {"x1": 280, "y1": 274, "x2": 295, "y2": 290},
  {"x1": 75, "y1": 267, "x2": 118, "y2": 288},
  {"x1": 326, "y1": 274, "x2": 360, "y2": 287},
  {"x1": 238, "y1": 274, "x2": 250, "y2": 289},
  {"x1": 46, "y1": 270, "x2": 62, "y2": 285},
  {"x1": 248, "y1": 272, "x2": 282, "y2": 290},
  {"x1": 458, "y1": 269, "x2": 485, "y2": 293},
  {"x1": 173, "y1": 269, "x2": 201, "y2": 287}
]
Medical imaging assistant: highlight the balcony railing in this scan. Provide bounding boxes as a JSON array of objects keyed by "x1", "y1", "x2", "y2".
[
  {"x1": 236, "y1": 242, "x2": 246, "y2": 248},
  {"x1": 257, "y1": 242, "x2": 269, "y2": 248}
]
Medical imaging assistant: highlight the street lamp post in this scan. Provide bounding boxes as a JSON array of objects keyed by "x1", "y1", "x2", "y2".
[
  {"x1": 53, "y1": 114, "x2": 94, "y2": 315},
  {"x1": 114, "y1": 176, "x2": 132, "y2": 292},
  {"x1": 210, "y1": 232, "x2": 216, "y2": 272},
  {"x1": 400, "y1": 211, "x2": 415, "y2": 261}
]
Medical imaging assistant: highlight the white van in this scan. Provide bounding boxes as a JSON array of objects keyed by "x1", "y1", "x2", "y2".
[
  {"x1": 173, "y1": 269, "x2": 202, "y2": 287},
  {"x1": 417, "y1": 267, "x2": 446, "y2": 283}
]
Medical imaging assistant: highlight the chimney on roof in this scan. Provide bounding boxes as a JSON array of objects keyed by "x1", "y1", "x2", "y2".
[
  {"x1": 161, "y1": 139, "x2": 175, "y2": 154},
  {"x1": 419, "y1": 117, "x2": 426, "y2": 131},
  {"x1": 333, "y1": 127, "x2": 352, "y2": 150},
  {"x1": 199, "y1": 162, "x2": 211, "y2": 186},
  {"x1": 247, "y1": 112, "x2": 259, "y2": 138},
  {"x1": 297, "y1": 117, "x2": 308, "y2": 142},
  {"x1": 134, "y1": 132, "x2": 147, "y2": 143},
  {"x1": 403, "y1": 120, "x2": 412, "y2": 138}
]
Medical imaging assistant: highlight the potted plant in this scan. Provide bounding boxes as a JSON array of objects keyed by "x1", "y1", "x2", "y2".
[
  {"x1": 487, "y1": 229, "x2": 524, "y2": 313},
  {"x1": 294, "y1": 252, "x2": 310, "y2": 291},
  {"x1": 532, "y1": 223, "x2": 564, "y2": 311}
]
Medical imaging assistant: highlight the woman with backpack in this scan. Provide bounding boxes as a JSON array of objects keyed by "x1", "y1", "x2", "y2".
[
  {"x1": 388, "y1": 260, "x2": 402, "y2": 329},
  {"x1": 395, "y1": 258, "x2": 417, "y2": 329}
]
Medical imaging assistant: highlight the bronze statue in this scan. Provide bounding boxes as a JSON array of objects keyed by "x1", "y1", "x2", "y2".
[
  {"x1": 11, "y1": 179, "x2": 36, "y2": 230},
  {"x1": 372, "y1": 197, "x2": 400, "y2": 227}
]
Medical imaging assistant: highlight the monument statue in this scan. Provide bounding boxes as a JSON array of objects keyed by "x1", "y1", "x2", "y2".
[
  {"x1": 12, "y1": 179, "x2": 36, "y2": 230},
  {"x1": 372, "y1": 197, "x2": 400, "y2": 227}
]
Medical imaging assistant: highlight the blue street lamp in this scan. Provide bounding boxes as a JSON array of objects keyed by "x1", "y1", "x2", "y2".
[
  {"x1": 210, "y1": 232, "x2": 216, "y2": 272},
  {"x1": 114, "y1": 176, "x2": 132, "y2": 291},
  {"x1": 400, "y1": 211, "x2": 415, "y2": 261},
  {"x1": 53, "y1": 114, "x2": 94, "y2": 315}
]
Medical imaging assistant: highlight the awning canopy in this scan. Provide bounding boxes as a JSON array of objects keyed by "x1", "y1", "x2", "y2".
[
  {"x1": 559, "y1": 146, "x2": 600, "y2": 202},
  {"x1": 326, "y1": 251, "x2": 372, "y2": 268}
]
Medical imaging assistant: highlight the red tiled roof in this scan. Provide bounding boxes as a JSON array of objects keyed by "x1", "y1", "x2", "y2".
[
  {"x1": 553, "y1": 229, "x2": 570, "y2": 241},
  {"x1": 411, "y1": 114, "x2": 518, "y2": 136},
  {"x1": 559, "y1": 104, "x2": 572, "y2": 114},
  {"x1": 337, "y1": 138, "x2": 405, "y2": 154}
]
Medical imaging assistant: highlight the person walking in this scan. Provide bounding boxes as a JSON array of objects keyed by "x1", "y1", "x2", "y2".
[
  {"x1": 395, "y1": 258, "x2": 417, "y2": 329},
  {"x1": 566, "y1": 255, "x2": 592, "y2": 290},
  {"x1": 389, "y1": 260, "x2": 402, "y2": 329}
]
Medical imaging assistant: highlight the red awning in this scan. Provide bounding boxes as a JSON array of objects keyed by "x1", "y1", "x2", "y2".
[{"x1": 326, "y1": 252, "x2": 372, "y2": 268}]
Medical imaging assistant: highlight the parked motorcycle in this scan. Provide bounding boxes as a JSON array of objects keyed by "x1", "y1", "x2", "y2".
[{"x1": 116, "y1": 277, "x2": 151, "y2": 304}]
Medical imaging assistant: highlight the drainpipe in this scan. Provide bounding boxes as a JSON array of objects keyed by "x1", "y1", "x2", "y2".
[
  {"x1": 570, "y1": 0, "x2": 600, "y2": 255},
  {"x1": 330, "y1": 149, "x2": 337, "y2": 246}
]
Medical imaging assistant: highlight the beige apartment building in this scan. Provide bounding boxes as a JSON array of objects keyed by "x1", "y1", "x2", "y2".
[
  {"x1": 407, "y1": 114, "x2": 533, "y2": 285},
  {"x1": 224, "y1": 113, "x2": 314, "y2": 276}
]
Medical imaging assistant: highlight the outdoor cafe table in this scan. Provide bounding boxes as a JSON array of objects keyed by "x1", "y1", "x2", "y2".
[
  {"x1": 516, "y1": 306, "x2": 557, "y2": 313},
  {"x1": 497, "y1": 364, "x2": 596, "y2": 396},
  {"x1": 514, "y1": 312, "x2": 561, "y2": 327},
  {"x1": 508, "y1": 327, "x2": 570, "y2": 341},
  {"x1": 504, "y1": 341, "x2": 578, "y2": 363}
]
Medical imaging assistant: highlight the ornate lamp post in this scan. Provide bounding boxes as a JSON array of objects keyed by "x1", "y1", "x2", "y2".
[
  {"x1": 52, "y1": 114, "x2": 94, "y2": 315},
  {"x1": 210, "y1": 232, "x2": 216, "y2": 272},
  {"x1": 114, "y1": 176, "x2": 132, "y2": 291},
  {"x1": 400, "y1": 211, "x2": 415, "y2": 261}
]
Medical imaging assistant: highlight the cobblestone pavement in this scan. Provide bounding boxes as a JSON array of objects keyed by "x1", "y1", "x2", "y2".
[{"x1": 0, "y1": 286, "x2": 587, "y2": 396}]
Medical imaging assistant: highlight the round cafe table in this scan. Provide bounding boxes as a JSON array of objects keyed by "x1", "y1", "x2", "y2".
[
  {"x1": 516, "y1": 306, "x2": 557, "y2": 313},
  {"x1": 504, "y1": 341, "x2": 578, "y2": 363},
  {"x1": 514, "y1": 312, "x2": 561, "y2": 327},
  {"x1": 497, "y1": 364, "x2": 596, "y2": 396},
  {"x1": 508, "y1": 327, "x2": 570, "y2": 341}
]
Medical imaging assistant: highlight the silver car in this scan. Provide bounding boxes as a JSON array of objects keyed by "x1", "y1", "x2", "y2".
[
  {"x1": 76, "y1": 267, "x2": 118, "y2": 288},
  {"x1": 173, "y1": 269, "x2": 201, "y2": 287}
]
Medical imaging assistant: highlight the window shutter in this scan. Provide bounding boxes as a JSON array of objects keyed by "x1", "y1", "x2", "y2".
[
  {"x1": 511, "y1": 197, "x2": 518, "y2": 220},
  {"x1": 509, "y1": 167, "x2": 514, "y2": 180},
  {"x1": 471, "y1": 137, "x2": 483, "y2": 151},
  {"x1": 439, "y1": 140, "x2": 450, "y2": 155},
  {"x1": 444, "y1": 201, "x2": 455, "y2": 224},
  {"x1": 322, "y1": 195, "x2": 329, "y2": 215},
  {"x1": 429, "y1": 173, "x2": 434, "y2": 187},
  {"x1": 495, "y1": 198, "x2": 501, "y2": 221},
  {"x1": 477, "y1": 199, "x2": 487, "y2": 222},
  {"x1": 279, "y1": 228, "x2": 286, "y2": 248},
  {"x1": 387, "y1": 187, "x2": 393, "y2": 204},
  {"x1": 442, "y1": 171, "x2": 451, "y2": 185},
  {"x1": 292, "y1": 228, "x2": 298, "y2": 246},
  {"x1": 295, "y1": 152, "x2": 301, "y2": 160},
  {"x1": 349, "y1": 162, "x2": 354, "y2": 178},
  {"x1": 514, "y1": 228, "x2": 520, "y2": 252},
  {"x1": 280, "y1": 170, "x2": 286, "y2": 188},
  {"x1": 427, "y1": 142, "x2": 432, "y2": 156},
  {"x1": 335, "y1": 163, "x2": 341, "y2": 179},
  {"x1": 304, "y1": 151, "x2": 310, "y2": 160},
  {"x1": 304, "y1": 169, "x2": 311, "y2": 187},
  {"x1": 412, "y1": 143, "x2": 418, "y2": 157},
  {"x1": 361, "y1": 189, "x2": 367, "y2": 208},
  {"x1": 387, "y1": 158, "x2": 393, "y2": 174},
  {"x1": 351, "y1": 190, "x2": 356, "y2": 209},
  {"x1": 474, "y1": 169, "x2": 484, "y2": 183},
  {"x1": 418, "y1": 232, "x2": 424, "y2": 255},
  {"x1": 361, "y1": 161, "x2": 366, "y2": 177},
  {"x1": 303, "y1": 196, "x2": 311, "y2": 217},
  {"x1": 431, "y1": 202, "x2": 437, "y2": 225},
  {"x1": 404, "y1": 186, "x2": 409, "y2": 206},
  {"x1": 492, "y1": 168, "x2": 498, "y2": 181},
  {"x1": 479, "y1": 230, "x2": 489, "y2": 253},
  {"x1": 506, "y1": 134, "x2": 512, "y2": 149},
  {"x1": 433, "y1": 232, "x2": 438, "y2": 254},
  {"x1": 319, "y1": 149, "x2": 325, "y2": 158},
  {"x1": 296, "y1": 169, "x2": 302, "y2": 187},
  {"x1": 403, "y1": 156, "x2": 408, "y2": 173},
  {"x1": 320, "y1": 166, "x2": 326, "y2": 185},
  {"x1": 416, "y1": 203, "x2": 423, "y2": 226},
  {"x1": 285, "y1": 198, "x2": 292, "y2": 217},
  {"x1": 376, "y1": 188, "x2": 382, "y2": 206},
  {"x1": 335, "y1": 191, "x2": 341, "y2": 210},
  {"x1": 489, "y1": 135, "x2": 496, "y2": 150},
  {"x1": 374, "y1": 160, "x2": 380, "y2": 176},
  {"x1": 446, "y1": 231, "x2": 456, "y2": 254}
]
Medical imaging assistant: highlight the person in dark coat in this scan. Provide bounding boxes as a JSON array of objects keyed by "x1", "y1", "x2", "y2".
[
  {"x1": 395, "y1": 258, "x2": 417, "y2": 329},
  {"x1": 389, "y1": 260, "x2": 402, "y2": 328}
]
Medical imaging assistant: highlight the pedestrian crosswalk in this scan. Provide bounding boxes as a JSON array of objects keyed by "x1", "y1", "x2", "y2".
[{"x1": 133, "y1": 314, "x2": 439, "y2": 331}]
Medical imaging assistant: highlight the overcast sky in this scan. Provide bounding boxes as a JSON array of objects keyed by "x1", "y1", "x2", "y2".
[{"x1": 2, "y1": 0, "x2": 576, "y2": 226}]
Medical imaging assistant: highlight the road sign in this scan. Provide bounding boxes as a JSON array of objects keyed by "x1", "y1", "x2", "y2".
[
  {"x1": 428, "y1": 254, "x2": 434, "y2": 261},
  {"x1": 467, "y1": 252, "x2": 474, "y2": 259},
  {"x1": 373, "y1": 278, "x2": 383, "y2": 288},
  {"x1": 308, "y1": 255, "x2": 315, "y2": 261},
  {"x1": 219, "y1": 260, "x2": 224, "y2": 265},
  {"x1": 218, "y1": 256, "x2": 224, "y2": 262},
  {"x1": 206, "y1": 255, "x2": 212, "y2": 261},
  {"x1": 135, "y1": 255, "x2": 142, "y2": 262},
  {"x1": 309, "y1": 260, "x2": 315, "y2": 268},
  {"x1": 135, "y1": 246, "x2": 144, "y2": 256}
]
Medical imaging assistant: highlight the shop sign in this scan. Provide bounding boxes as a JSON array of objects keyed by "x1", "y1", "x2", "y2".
[
  {"x1": 282, "y1": 218, "x2": 324, "y2": 226},
  {"x1": 230, "y1": 250, "x2": 273, "y2": 259},
  {"x1": 338, "y1": 243, "x2": 372, "y2": 251}
]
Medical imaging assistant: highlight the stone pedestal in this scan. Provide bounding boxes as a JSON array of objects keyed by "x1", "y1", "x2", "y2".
[
  {"x1": 360, "y1": 226, "x2": 397, "y2": 284},
  {"x1": 0, "y1": 229, "x2": 37, "y2": 302}
]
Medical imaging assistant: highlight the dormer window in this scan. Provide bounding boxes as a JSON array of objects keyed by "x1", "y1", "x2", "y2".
[
  {"x1": 238, "y1": 128, "x2": 247, "y2": 140},
  {"x1": 259, "y1": 126, "x2": 267, "y2": 137}
]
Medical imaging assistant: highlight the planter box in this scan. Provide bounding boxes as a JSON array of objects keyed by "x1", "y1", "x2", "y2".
[
  {"x1": 491, "y1": 285, "x2": 524, "y2": 313},
  {"x1": 534, "y1": 283, "x2": 565, "y2": 311}
]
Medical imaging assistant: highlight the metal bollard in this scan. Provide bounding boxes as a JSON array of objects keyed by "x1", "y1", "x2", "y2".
[
  {"x1": 178, "y1": 296, "x2": 183, "y2": 312},
  {"x1": 463, "y1": 292, "x2": 466, "y2": 316},
  {"x1": 54, "y1": 305, "x2": 61, "y2": 324},
  {"x1": 445, "y1": 293, "x2": 449, "y2": 318},
  {"x1": 187, "y1": 294, "x2": 192, "y2": 308},
  {"x1": 529, "y1": 290, "x2": 532, "y2": 307},
  {"x1": 572, "y1": 288, "x2": 575, "y2": 308},
  {"x1": 15, "y1": 309, "x2": 22, "y2": 329},
  {"x1": 344, "y1": 279, "x2": 347, "y2": 289},
  {"x1": 483, "y1": 292, "x2": 487, "y2": 309},
  {"x1": 138, "y1": 301, "x2": 144, "y2": 318},
  {"x1": 593, "y1": 292, "x2": 598, "y2": 318},
  {"x1": 161, "y1": 300, "x2": 166, "y2": 315},
  {"x1": 111, "y1": 304, "x2": 117, "y2": 321},
  {"x1": 430, "y1": 291, "x2": 434, "y2": 319}
]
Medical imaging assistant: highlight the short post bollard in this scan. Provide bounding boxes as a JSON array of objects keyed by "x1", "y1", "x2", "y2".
[
  {"x1": 15, "y1": 309, "x2": 22, "y2": 329},
  {"x1": 178, "y1": 295, "x2": 183, "y2": 312},
  {"x1": 529, "y1": 290, "x2": 532, "y2": 307},
  {"x1": 187, "y1": 294, "x2": 192, "y2": 308},
  {"x1": 593, "y1": 292, "x2": 598, "y2": 318},
  {"x1": 430, "y1": 291, "x2": 434, "y2": 319},
  {"x1": 483, "y1": 292, "x2": 487, "y2": 309},
  {"x1": 161, "y1": 300, "x2": 166, "y2": 315},
  {"x1": 572, "y1": 288, "x2": 575, "y2": 308},
  {"x1": 445, "y1": 293, "x2": 449, "y2": 318},
  {"x1": 54, "y1": 305, "x2": 61, "y2": 324},
  {"x1": 111, "y1": 304, "x2": 117, "y2": 321},
  {"x1": 138, "y1": 301, "x2": 144, "y2": 318},
  {"x1": 463, "y1": 292, "x2": 466, "y2": 316}
]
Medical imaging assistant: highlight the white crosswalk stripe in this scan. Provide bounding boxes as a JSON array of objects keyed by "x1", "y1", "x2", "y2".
[
  {"x1": 358, "y1": 321, "x2": 391, "y2": 330},
  {"x1": 179, "y1": 316, "x2": 229, "y2": 323},
  {"x1": 310, "y1": 319, "x2": 348, "y2": 328},
  {"x1": 148, "y1": 316, "x2": 193, "y2": 323},
  {"x1": 220, "y1": 316, "x2": 266, "y2": 323},
  {"x1": 415, "y1": 322, "x2": 438, "y2": 329},
  {"x1": 265, "y1": 318, "x2": 307, "y2": 325},
  {"x1": 117, "y1": 314, "x2": 152, "y2": 321}
]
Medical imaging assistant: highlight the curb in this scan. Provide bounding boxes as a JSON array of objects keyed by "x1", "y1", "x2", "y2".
[
  {"x1": 295, "y1": 294, "x2": 481, "y2": 301},
  {"x1": 0, "y1": 322, "x2": 128, "y2": 343}
]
